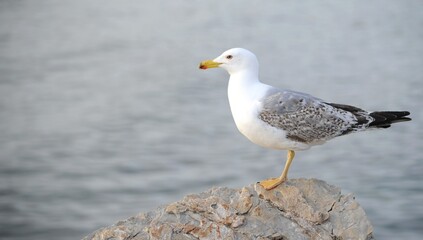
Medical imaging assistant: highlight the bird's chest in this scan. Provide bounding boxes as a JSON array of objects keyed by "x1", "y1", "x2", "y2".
[
  {"x1": 229, "y1": 99, "x2": 263, "y2": 140},
  {"x1": 227, "y1": 85, "x2": 309, "y2": 150},
  {"x1": 229, "y1": 98, "x2": 258, "y2": 131},
  {"x1": 227, "y1": 83, "x2": 260, "y2": 129},
  {"x1": 229, "y1": 101, "x2": 287, "y2": 149},
  {"x1": 228, "y1": 89, "x2": 277, "y2": 146}
]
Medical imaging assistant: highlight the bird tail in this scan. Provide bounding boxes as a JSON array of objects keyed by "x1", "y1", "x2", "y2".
[{"x1": 368, "y1": 111, "x2": 411, "y2": 128}]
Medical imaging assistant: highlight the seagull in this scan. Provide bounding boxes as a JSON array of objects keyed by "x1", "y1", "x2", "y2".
[{"x1": 199, "y1": 48, "x2": 411, "y2": 190}]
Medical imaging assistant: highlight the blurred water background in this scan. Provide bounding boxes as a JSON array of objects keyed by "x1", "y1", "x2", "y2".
[{"x1": 0, "y1": 0, "x2": 422, "y2": 239}]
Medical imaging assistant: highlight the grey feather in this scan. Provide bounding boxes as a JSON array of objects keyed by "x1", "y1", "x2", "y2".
[{"x1": 259, "y1": 89, "x2": 361, "y2": 144}]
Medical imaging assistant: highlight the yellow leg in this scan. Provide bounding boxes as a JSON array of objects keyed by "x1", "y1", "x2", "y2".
[{"x1": 259, "y1": 150, "x2": 295, "y2": 190}]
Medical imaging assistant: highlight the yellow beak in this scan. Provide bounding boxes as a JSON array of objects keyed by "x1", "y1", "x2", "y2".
[{"x1": 199, "y1": 60, "x2": 221, "y2": 70}]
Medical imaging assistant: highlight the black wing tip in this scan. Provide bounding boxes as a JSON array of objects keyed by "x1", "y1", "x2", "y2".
[{"x1": 369, "y1": 111, "x2": 411, "y2": 128}]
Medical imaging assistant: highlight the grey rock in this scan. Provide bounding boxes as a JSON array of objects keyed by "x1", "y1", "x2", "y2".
[{"x1": 83, "y1": 179, "x2": 374, "y2": 240}]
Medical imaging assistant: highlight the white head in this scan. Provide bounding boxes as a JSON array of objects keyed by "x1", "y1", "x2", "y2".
[{"x1": 199, "y1": 48, "x2": 259, "y2": 75}]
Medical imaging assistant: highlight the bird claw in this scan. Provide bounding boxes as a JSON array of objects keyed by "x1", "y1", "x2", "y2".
[{"x1": 259, "y1": 177, "x2": 287, "y2": 190}]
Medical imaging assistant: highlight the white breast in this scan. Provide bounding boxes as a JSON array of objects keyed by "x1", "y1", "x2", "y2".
[{"x1": 227, "y1": 75, "x2": 311, "y2": 151}]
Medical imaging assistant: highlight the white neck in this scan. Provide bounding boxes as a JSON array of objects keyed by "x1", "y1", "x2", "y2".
[
  {"x1": 228, "y1": 70, "x2": 263, "y2": 101},
  {"x1": 227, "y1": 70, "x2": 269, "y2": 124},
  {"x1": 226, "y1": 68, "x2": 272, "y2": 147}
]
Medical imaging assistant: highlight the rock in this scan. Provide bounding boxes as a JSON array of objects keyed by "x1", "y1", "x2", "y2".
[{"x1": 83, "y1": 179, "x2": 374, "y2": 240}]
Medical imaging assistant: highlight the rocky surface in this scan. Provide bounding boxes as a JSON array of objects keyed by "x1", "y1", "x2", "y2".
[{"x1": 83, "y1": 179, "x2": 374, "y2": 240}]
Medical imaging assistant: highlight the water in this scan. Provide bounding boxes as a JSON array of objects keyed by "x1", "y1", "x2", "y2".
[{"x1": 0, "y1": 0, "x2": 422, "y2": 239}]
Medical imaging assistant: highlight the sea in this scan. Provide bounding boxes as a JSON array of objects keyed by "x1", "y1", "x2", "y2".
[{"x1": 0, "y1": 0, "x2": 422, "y2": 239}]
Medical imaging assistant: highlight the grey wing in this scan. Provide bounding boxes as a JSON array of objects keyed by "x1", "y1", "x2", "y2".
[{"x1": 258, "y1": 89, "x2": 361, "y2": 143}]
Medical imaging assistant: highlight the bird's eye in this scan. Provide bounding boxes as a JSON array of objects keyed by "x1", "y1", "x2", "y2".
[{"x1": 226, "y1": 55, "x2": 233, "y2": 60}]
